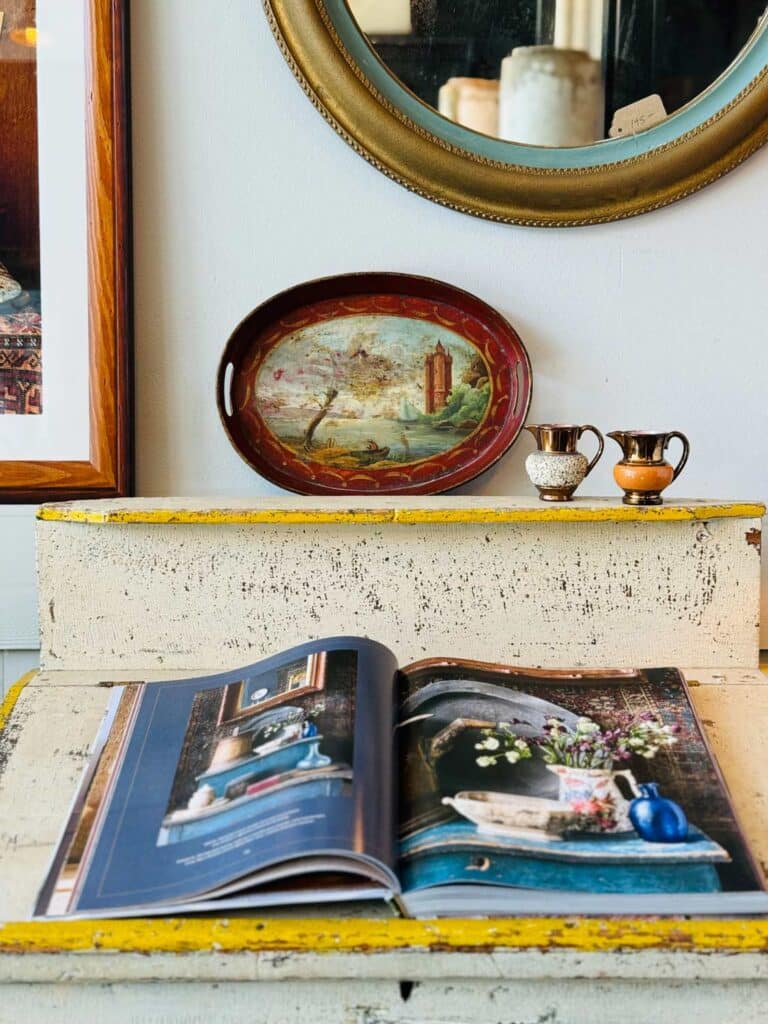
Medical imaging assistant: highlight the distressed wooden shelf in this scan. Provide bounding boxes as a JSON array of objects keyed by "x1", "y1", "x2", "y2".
[
  {"x1": 6, "y1": 497, "x2": 767, "y2": 1020},
  {"x1": 35, "y1": 497, "x2": 764, "y2": 672},
  {"x1": 1, "y1": 666, "x2": 767, "y2": 984}
]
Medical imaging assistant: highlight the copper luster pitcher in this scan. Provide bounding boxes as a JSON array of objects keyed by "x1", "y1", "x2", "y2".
[
  {"x1": 608, "y1": 430, "x2": 690, "y2": 505},
  {"x1": 524, "y1": 423, "x2": 604, "y2": 501}
]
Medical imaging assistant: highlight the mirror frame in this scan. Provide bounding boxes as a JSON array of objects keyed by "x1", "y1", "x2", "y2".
[{"x1": 264, "y1": 0, "x2": 768, "y2": 226}]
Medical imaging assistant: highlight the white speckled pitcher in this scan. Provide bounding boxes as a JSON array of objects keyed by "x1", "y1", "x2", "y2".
[
  {"x1": 547, "y1": 764, "x2": 640, "y2": 833},
  {"x1": 524, "y1": 424, "x2": 604, "y2": 502}
]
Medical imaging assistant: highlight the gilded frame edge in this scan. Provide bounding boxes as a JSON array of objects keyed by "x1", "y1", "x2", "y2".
[{"x1": 265, "y1": 0, "x2": 768, "y2": 227}]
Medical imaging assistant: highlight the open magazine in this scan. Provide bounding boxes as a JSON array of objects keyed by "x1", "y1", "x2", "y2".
[{"x1": 36, "y1": 637, "x2": 768, "y2": 918}]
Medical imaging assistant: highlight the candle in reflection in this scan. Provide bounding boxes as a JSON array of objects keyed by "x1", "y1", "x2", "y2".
[
  {"x1": 554, "y1": 0, "x2": 605, "y2": 62},
  {"x1": 438, "y1": 78, "x2": 499, "y2": 137},
  {"x1": 499, "y1": 46, "x2": 604, "y2": 146},
  {"x1": 347, "y1": 0, "x2": 412, "y2": 35}
]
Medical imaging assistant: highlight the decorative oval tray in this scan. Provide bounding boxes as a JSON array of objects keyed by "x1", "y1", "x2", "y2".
[{"x1": 217, "y1": 273, "x2": 532, "y2": 495}]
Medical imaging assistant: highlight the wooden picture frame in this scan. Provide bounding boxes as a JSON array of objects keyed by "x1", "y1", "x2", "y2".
[
  {"x1": 0, "y1": 0, "x2": 132, "y2": 500},
  {"x1": 217, "y1": 652, "x2": 328, "y2": 726}
]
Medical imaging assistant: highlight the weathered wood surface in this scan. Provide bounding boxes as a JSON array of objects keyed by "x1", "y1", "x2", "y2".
[
  {"x1": 0, "y1": 670, "x2": 766, "y2": 972},
  {"x1": 1, "y1": 669, "x2": 768, "y2": 1022},
  {"x1": 38, "y1": 496, "x2": 767, "y2": 524},
  {"x1": 3, "y1": 977, "x2": 768, "y2": 1024},
  {"x1": 36, "y1": 499, "x2": 762, "y2": 670}
]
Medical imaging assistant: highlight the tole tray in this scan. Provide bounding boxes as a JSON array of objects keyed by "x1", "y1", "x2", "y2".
[{"x1": 217, "y1": 273, "x2": 532, "y2": 495}]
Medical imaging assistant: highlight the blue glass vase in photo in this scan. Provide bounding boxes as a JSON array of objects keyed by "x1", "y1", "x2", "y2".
[{"x1": 629, "y1": 782, "x2": 689, "y2": 843}]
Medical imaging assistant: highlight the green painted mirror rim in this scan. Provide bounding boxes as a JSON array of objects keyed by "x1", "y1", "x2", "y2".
[{"x1": 264, "y1": 0, "x2": 768, "y2": 226}]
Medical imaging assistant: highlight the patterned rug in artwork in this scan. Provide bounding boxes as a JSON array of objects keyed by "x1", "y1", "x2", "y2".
[{"x1": 0, "y1": 294, "x2": 42, "y2": 415}]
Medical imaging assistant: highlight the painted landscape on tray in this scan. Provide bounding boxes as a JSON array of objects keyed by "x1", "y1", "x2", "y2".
[{"x1": 255, "y1": 315, "x2": 491, "y2": 469}]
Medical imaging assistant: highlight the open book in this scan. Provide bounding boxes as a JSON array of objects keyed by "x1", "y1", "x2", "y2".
[{"x1": 36, "y1": 637, "x2": 768, "y2": 918}]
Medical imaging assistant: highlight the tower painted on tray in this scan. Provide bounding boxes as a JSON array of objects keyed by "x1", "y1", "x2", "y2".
[{"x1": 424, "y1": 341, "x2": 453, "y2": 413}]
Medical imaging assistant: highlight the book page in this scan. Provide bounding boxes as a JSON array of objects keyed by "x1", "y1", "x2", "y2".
[
  {"x1": 38, "y1": 637, "x2": 398, "y2": 916},
  {"x1": 396, "y1": 659, "x2": 762, "y2": 898}
]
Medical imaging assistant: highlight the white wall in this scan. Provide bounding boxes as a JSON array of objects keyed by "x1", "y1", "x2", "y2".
[
  {"x1": 131, "y1": 0, "x2": 768, "y2": 637},
  {"x1": 0, "y1": 508, "x2": 39, "y2": 694},
  {"x1": 2, "y1": 0, "x2": 767, "y2": 686}
]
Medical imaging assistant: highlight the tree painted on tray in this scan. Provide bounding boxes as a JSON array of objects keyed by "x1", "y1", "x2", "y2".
[{"x1": 267, "y1": 328, "x2": 404, "y2": 450}]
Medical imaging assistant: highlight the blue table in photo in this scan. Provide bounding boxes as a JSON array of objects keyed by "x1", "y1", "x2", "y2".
[
  {"x1": 158, "y1": 770, "x2": 351, "y2": 846},
  {"x1": 197, "y1": 735, "x2": 332, "y2": 799},
  {"x1": 399, "y1": 821, "x2": 727, "y2": 894}
]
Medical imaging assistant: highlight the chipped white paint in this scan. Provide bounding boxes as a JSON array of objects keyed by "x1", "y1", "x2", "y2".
[
  {"x1": 2, "y1": 977, "x2": 768, "y2": 1024},
  {"x1": 36, "y1": 499, "x2": 762, "y2": 671},
  {"x1": 3, "y1": 497, "x2": 766, "y2": 1022}
]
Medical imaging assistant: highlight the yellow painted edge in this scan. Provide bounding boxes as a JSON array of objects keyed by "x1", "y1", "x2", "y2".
[
  {"x1": 1, "y1": 917, "x2": 768, "y2": 955},
  {"x1": 0, "y1": 671, "x2": 37, "y2": 734},
  {"x1": 36, "y1": 503, "x2": 766, "y2": 526}
]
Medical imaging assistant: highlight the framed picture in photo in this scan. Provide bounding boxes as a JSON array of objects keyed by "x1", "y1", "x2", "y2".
[
  {"x1": 0, "y1": 0, "x2": 131, "y2": 500},
  {"x1": 218, "y1": 653, "x2": 329, "y2": 725}
]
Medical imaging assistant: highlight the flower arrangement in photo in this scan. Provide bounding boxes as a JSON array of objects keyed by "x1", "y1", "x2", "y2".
[
  {"x1": 260, "y1": 703, "x2": 326, "y2": 741},
  {"x1": 475, "y1": 722, "x2": 533, "y2": 768},
  {"x1": 475, "y1": 712, "x2": 679, "y2": 771}
]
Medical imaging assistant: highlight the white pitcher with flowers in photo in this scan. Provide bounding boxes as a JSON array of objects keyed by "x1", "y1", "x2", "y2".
[
  {"x1": 475, "y1": 712, "x2": 680, "y2": 835},
  {"x1": 540, "y1": 715, "x2": 679, "y2": 833},
  {"x1": 546, "y1": 764, "x2": 640, "y2": 833}
]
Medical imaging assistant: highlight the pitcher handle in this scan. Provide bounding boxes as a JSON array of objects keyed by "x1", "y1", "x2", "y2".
[
  {"x1": 613, "y1": 769, "x2": 641, "y2": 799},
  {"x1": 666, "y1": 431, "x2": 690, "y2": 482},
  {"x1": 579, "y1": 424, "x2": 605, "y2": 479}
]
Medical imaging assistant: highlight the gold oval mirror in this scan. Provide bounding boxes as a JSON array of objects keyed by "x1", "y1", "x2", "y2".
[{"x1": 265, "y1": 1, "x2": 768, "y2": 225}]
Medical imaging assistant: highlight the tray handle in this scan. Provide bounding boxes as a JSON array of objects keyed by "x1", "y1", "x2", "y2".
[{"x1": 220, "y1": 361, "x2": 235, "y2": 418}]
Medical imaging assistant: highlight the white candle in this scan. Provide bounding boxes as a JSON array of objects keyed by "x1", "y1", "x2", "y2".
[
  {"x1": 499, "y1": 46, "x2": 604, "y2": 147},
  {"x1": 347, "y1": 0, "x2": 412, "y2": 35},
  {"x1": 554, "y1": 0, "x2": 575, "y2": 50},
  {"x1": 554, "y1": 0, "x2": 605, "y2": 61},
  {"x1": 438, "y1": 78, "x2": 500, "y2": 137}
]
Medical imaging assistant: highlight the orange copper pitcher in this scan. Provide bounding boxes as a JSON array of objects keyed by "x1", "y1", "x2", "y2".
[{"x1": 608, "y1": 430, "x2": 690, "y2": 505}]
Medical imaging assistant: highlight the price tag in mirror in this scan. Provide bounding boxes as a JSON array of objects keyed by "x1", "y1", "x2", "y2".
[{"x1": 610, "y1": 95, "x2": 668, "y2": 138}]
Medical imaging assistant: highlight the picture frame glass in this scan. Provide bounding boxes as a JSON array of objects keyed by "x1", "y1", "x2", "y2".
[{"x1": 0, "y1": 0, "x2": 89, "y2": 454}]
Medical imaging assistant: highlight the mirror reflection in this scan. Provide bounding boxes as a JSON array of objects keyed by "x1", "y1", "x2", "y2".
[{"x1": 348, "y1": 1, "x2": 768, "y2": 146}]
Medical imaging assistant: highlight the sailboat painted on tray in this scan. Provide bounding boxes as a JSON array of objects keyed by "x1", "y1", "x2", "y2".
[{"x1": 397, "y1": 397, "x2": 420, "y2": 424}]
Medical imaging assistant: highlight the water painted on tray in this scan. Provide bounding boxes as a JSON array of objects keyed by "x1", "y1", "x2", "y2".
[{"x1": 255, "y1": 315, "x2": 490, "y2": 468}]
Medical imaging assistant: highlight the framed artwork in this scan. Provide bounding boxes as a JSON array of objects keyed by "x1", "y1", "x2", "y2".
[
  {"x1": 218, "y1": 652, "x2": 328, "y2": 725},
  {"x1": 0, "y1": 0, "x2": 131, "y2": 500}
]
